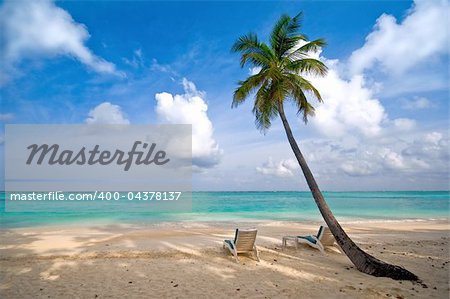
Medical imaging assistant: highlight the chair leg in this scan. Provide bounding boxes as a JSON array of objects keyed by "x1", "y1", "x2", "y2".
[
  {"x1": 233, "y1": 249, "x2": 239, "y2": 263},
  {"x1": 317, "y1": 242, "x2": 326, "y2": 255},
  {"x1": 254, "y1": 245, "x2": 260, "y2": 262},
  {"x1": 224, "y1": 241, "x2": 239, "y2": 263}
]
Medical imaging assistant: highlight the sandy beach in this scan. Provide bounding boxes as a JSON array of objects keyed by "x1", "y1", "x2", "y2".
[{"x1": 0, "y1": 220, "x2": 448, "y2": 298}]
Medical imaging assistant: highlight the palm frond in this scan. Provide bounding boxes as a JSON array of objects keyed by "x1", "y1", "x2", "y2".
[
  {"x1": 231, "y1": 33, "x2": 260, "y2": 53},
  {"x1": 232, "y1": 71, "x2": 267, "y2": 107},
  {"x1": 287, "y1": 80, "x2": 316, "y2": 123},
  {"x1": 287, "y1": 58, "x2": 328, "y2": 76},
  {"x1": 286, "y1": 73, "x2": 323, "y2": 102},
  {"x1": 239, "y1": 47, "x2": 273, "y2": 68},
  {"x1": 232, "y1": 33, "x2": 274, "y2": 68},
  {"x1": 270, "y1": 12, "x2": 307, "y2": 59},
  {"x1": 270, "y1": 14, "x2": 291, "y2": 52},
  {"x1": 299, "y1": 101, "x2": 316, "y2": 123},
  {"x1": 231, "y1": 12, "x2": 327, "y2": 131},
  {"x1": 287, "y1": 38, "x2": 326, "y2": 60},
  {"x1": 253, "y1": 82, "x2": 279, "y2": 133}
]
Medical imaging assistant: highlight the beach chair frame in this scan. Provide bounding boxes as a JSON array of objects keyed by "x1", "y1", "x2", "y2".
[
  {"x1": 223, "y1": 228, "x2": 260, "y2": 263},
  {"x1": 283, "y1": 225, "x2": 343, "y2": 254}
]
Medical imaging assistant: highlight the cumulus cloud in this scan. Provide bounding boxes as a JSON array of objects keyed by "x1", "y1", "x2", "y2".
[
  {"x1": 402, "y1": 132, "x2": 449, "y2": 162},
  {"x1": 298, "y1": 2, "x2": 443, "y2": 140},
  {"x1": 290, "y1": 41, "x2": 387, "y2": 138},
  {"x1": 349, "y1": 0, "x2": 449, "y2": 75},
  {"x1": 338, "y1": 145, "x2": 422, "y2": 176},
  {"x1": 303, "y1": 0, "x2": 448, "y2": 147},
  {"x1": 256, "y1": 158, "x2": 299, "y2": 177},
  {"x1": 401, "y1": 96, "x2": 434, "y2": 110},
  {"x1": 301, "y1": 128, "x2": 448, "y2": 181},
  {"x1": 155, "y1": 78, "x2": 222, "y2": 168},
  {"x1": 380, "y1": 149, "x2": 407, "y2": 170},
  {"x1": 340, "y1": 160, "x2": 380, "y2": 177},
  {"x1": 298, "y1": 1, "x2": 448, "y2": 185},
  {"x1": 85, "y1": 102, "x2": 130, "y2": 124},
  {"x1": 308, "y1": 59, "x2": 386, "y2": 138},
  {"x1": 0, "y1": 0, "x2": 120, "y2": 79}
]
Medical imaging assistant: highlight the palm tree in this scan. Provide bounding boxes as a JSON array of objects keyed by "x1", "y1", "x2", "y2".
[{"x1": 231, "y1": 12, "x2": 418, "y2": 280}]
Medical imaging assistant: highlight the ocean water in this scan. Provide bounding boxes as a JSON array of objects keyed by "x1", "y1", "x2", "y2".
[{"x1": 0, "y1": 191, "x2": 448, "y2": 228}]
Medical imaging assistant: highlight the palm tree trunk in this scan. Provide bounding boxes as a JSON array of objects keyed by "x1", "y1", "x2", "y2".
[{"x1": 277, "y1": 101, "x2": 418, "y2": 281}]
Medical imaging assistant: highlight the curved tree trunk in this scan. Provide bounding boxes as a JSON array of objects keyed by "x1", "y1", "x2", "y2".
[{"x1": 277, "y1": 101, "x2": 418, "y2": 281}]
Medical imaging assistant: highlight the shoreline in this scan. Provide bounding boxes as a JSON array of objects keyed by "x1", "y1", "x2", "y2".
[{"x1": 1, "y1": 216, "x2": 448, "y2": 231}]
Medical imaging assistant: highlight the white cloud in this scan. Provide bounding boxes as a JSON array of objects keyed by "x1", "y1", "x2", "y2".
[
  {"x1": 308, "y1": 128, "x2": 448, "y2": 177},
  {"x1": 340, "y1": 160, "x2": 380, "y2": 177},
  {"x1": 308, "y1": 59, "x2": 386, "y2": 138},
  {"x1": 123, "y1": 48, "x2": 144, "y2": 69},
  {"x1": 291, "y1": 42, "x2": 387, "y2": 138},
  {"x1": 425, "y1": 132, "x2": 443, "y2": 144},
  {"x1": 85, "y1": 102, "x2": 130, "y2": 124},
  {"x1": 349, "y1": 0, "x2": 449, "y2": 75},
  {"x1": 298, "y1": 3, "x2": 441, "y2": 139},
  {"x1": 401, "y1": 96, "x2": 433, "y2": 110},
  {"x1": 0, "y1": 113, "x2": 14, "y2": 121},
  {"x1": 249, "y1": 66, "x2": 262, "y2": 76},
  {"x1": 0, "y1": 0, "x2": 120, "y2": 78},
  {"x1": 403, "y1": 132, "x2": 449, "y2": 161},
  {"x1": 256, "y1": 158, "x2": 299, "y2": 177},
  {"x1": 151, "y1": 59, "x2": 178, "y2": 76},
  {"x1": 381, "y1": 149, "x2": 406, "y2": 170},
  {"x1": 302, "y1": 0, "x2": 448, "y2": 152},
  {"x1": 392, "y1": 118, "x2": 416, "y2": 131},
  {"x1": 155, "y1": 78, "x2": 222, "y2": 168}
]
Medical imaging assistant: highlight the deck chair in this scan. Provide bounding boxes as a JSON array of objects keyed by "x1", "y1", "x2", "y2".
[
  {"x1": 223, "y1": 229, "x2": 260, "y2": 263},
  {"x1": 297, "y1": 225, "x2": 341, "y2": 254}
]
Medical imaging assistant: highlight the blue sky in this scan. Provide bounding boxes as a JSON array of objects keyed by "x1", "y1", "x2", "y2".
[{"x1": 1, "y1": 0, "x2": 449, "y2": 191}]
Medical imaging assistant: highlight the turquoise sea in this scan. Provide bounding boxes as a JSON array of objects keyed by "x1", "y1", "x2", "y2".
[{"x1": 0, "y1": 191, "x2": 449, "y2": 228}]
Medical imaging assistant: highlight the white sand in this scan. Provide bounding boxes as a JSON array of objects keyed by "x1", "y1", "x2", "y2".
[{"x1": 0, "y1": 220, "x2": 449, "y2": 298}]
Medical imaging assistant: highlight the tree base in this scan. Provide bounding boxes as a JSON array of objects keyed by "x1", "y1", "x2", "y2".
[{"x1": 360, "y1": 254, "x2": 419, "y2": 281}]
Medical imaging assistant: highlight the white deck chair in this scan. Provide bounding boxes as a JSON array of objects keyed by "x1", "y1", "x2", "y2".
[
  {"x1": 223, "y1": 229, "x2": 260, "y2": 263},
  {"x1": 297, "y1": 225, "x2": 342, "y2": 254}
]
